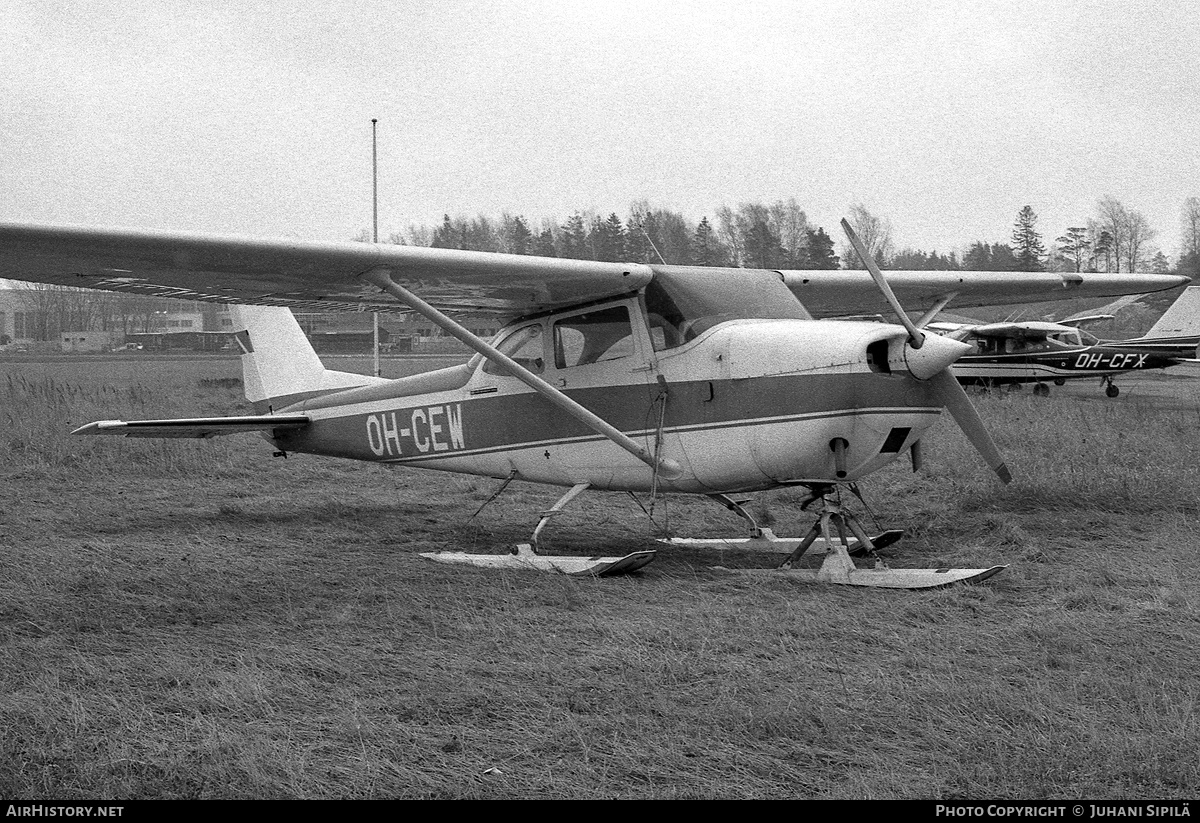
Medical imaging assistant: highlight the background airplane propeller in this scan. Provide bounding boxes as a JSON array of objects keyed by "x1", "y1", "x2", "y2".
[{"x1": 840, "y1": 218, "x2": 1012, "y2": 484}]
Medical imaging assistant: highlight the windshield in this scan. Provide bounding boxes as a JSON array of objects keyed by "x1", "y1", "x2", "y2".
[
  {"x1": 645, "y1": 268, "x2": 810, "y2": 349},
  {"x1": 483, "y1": 324, "x2": 544, "y2": 375}
]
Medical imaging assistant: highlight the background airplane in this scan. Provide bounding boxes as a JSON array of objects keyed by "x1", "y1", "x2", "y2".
[
  {"x1": 0, "y1": 220, "x2": 1189, "y2": 587},
  {"x1": 929, "y1": 284, "x2": 1200, "y2": 397}
]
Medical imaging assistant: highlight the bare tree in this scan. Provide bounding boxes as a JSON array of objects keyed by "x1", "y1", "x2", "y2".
[
  {"x1": 840, "y1": 204, "x2": 893, "y2": 269},
  {"x1": 1054, "y1": 227, "x2": 1090, "y2": 272},
  {"x1": 770, "y1": 198, "x2": 810, "y2": 266},
  {"x1": 1094, "y1": 196, "x2": 1128, "y2": 272},
  {"x1": 715, "y1": 204, "x2": 745, "y2": 266},
  {"x1": 1181, "y1": 197, "x2": 1200, "y2": 259},
  {"x1": 1123, "y1": 210, "x2": 1156, "y2": 272}
]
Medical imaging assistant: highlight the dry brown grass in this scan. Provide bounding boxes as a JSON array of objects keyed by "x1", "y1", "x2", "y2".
[{"x1": 2, "y1": 356, "x2": 1198, "y2": 798}]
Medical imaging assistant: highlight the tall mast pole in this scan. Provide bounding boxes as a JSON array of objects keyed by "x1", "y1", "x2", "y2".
[{"x1": 371, "y1": 118, "x2": 380, "y2": 377}]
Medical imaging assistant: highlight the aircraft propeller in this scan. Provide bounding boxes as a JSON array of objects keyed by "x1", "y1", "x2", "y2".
[{"x1": 840, "y1": 219, "x2": 1012, "y2": 484}]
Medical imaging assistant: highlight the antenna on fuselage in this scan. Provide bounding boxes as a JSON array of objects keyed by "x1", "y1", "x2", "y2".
[{"x1": 639, "y1": 223, "x2": 667, "y2": 265}]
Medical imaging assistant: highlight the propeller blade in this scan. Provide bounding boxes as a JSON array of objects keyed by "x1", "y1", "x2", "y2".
[
  {"x1": 929, "y1": 369, "x2": 1012, "y2": 484},
  {"x1": 840, "y1": 218, "x2": 925, "y2": 349},
  {"x1": 838, "y1": 213, "x2": 1009, "y2": 484}
]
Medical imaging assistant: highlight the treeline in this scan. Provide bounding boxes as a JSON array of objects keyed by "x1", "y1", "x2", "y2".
[
  {"x1": 378, "y1": 195, "x2": 1200, "y2": 276},
  {"x1": 2, "y1": 284, "x2": 191, "y2": 342},
  {"x1": 822, "y1": 199, "x2": 1193, "y2": 274},
  {"x1": 371, "y1": 200, "x2": 840, "y2": 269}
]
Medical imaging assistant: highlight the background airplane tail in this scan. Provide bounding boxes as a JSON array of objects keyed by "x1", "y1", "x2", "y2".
[
  {"x1": 1141, "y1": 285, "x2": 1200, "y2": 339},
  {"x1": 230, "y1": 305, "x2": 390, "y2": 411}
]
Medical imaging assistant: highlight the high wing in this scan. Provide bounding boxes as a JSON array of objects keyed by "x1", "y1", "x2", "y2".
[
  {"x1": 1056, "y1": 314, "x2": 1115, "y2": 328},
  {"x1": 926, "y1": 321, "x2": 973, "y2": 334},
  {"x1": 0, "y1": 223, "x2": 1189, "y2": 319},
  {"x1": 0, "y1": 223, "x2": 654, "y2": 316},
  {"x1": 1061, "y1": 294, "x2": 1143, "y2": 324},
  {"x1": 779, "y1": 270, "x2": 1188, "y2": 318},
  {"x1": 963, "y1": 321, "x2": 1071, "y2": 341},
  {"x1": 73, "y1": 414, "x2": 310, "y2": 438}
]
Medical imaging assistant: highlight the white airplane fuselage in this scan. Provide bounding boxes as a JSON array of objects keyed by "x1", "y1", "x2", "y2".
[{"x1": 268, "y1": 305, "x2": 945, "y2": 495}]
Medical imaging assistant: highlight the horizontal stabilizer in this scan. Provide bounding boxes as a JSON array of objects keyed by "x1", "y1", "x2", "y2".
[{"x1": 73, "y1": 414, "x2": 310, "y2": 439}]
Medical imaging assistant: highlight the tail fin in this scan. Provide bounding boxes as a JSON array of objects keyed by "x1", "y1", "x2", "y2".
[
  {"x1": 230, "y1": 305, "x2": 389, "y2": 411},
  {"x1": 1142, "y1": 285, "x2": 1200, "y2": 339}
]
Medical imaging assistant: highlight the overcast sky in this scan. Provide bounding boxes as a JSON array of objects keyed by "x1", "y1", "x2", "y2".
[{"x1": 3, "y1": 0, "x2": 1197, "y2": 262}]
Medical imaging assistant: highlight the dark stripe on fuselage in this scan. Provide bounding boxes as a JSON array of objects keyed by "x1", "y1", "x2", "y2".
[
  {"x1": 368, "y1": 407, "x2": 931, "y2": 466},
  {"x1": 271, "y1": 372, "x2": 940, "y2": 463},
  {"x1": 956, "y1": 347, "x2": 1180, "y2": 378}
]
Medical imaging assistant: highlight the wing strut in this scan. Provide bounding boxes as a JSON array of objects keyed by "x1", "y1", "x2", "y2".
[{"x1": 359, "y1": 269, "x2": 683, "y2": 480}]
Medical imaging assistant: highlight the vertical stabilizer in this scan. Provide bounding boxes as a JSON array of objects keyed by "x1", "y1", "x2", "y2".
[
  {"x1": 230, "y1": 305, "x2": 389, "y2": 410},
  {"x1": 1142, "y1": 285, "x2": 1200, "y2": 339}
]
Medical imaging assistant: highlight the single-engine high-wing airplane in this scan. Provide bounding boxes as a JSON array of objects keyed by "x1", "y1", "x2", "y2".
[
  {"x1": 929, "y1": 285, "x2": 1200, "y2": 397},
  {"x1": 0, "y1": 220, "x2": 1189, "y2": 588}
]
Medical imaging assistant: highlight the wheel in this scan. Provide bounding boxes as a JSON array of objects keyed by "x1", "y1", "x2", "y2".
[
  {"x1": 1054, "y1": 378, "x2": 1066, "y2": 386},
  {"x1": 1033, "y1": 383, "x2": 1050, "y2": 397},
  {"x1": 1105, "y1": 383, "x2": 1120, "y2": 398}
]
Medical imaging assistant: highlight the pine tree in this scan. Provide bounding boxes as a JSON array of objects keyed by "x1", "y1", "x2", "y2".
[
  {"x1": 1011, "y1": 206, "x2": 1046, "y2": 271},
  {"x1": 559, "y1": 213, "x2": 589, "y2": 260},
  {"x1": 802, "y1": 228, "x2": 839, "y2": 269},
  {"x1": 963, "y1": 241, "x2": 992, "y2": 270},
  {"x1": 990, "y1": 243, "x2": 1019, "y2": 271},
  {"x1": 431, "y1": 215, "x2": 458, "y2": 249},
  {"x1": 535, "y1": 228, "x2": 557, "y2": 257},
  {"x1": 506, "y1": 215, "x2": 532, "y2": 255},
  {"x1": 592, "y1": 213, "x2": 627, "y2": 262},
  {"x1": 690, "y1": 216, "x2": 723, "y2": 265}
]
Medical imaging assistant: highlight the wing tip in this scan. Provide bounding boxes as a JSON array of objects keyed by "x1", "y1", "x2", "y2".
[{"x1": 72, "y1": 420, "x2": 125, "y2": 436}]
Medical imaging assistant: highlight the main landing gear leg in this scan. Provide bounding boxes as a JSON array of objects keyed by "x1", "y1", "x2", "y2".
[
  {"x1": 420, "y1": 482, "x2": 656, "y2": 576},
  {"x1": 741, "y1": 486, "x2": 1006, "y2": 589},
  {"x1": 778, "y1": 491, "x2": 879, "y2": 573},
  {"x1": 523, "y1": 482, "x2": 592, "y2": 553},
  {"x1": 657, "y1": 491, "x2": 902, "y2": 557}
]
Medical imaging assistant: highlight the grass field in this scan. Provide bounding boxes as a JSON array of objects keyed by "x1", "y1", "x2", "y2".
[{"x1": 2, "y1": 355, "x2": 1198, "y2": 799}]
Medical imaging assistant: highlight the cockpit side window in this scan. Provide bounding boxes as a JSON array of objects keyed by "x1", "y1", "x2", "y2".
[
  {"x1": 483, "y1": 324, "x2": 544, "y2": 375},
  {"x1": 1048, "y1": 331, "x2": 1083, "y2": 348},
  {"x1": 553, "y1": 305, "x2": 635, "y2": 369}
]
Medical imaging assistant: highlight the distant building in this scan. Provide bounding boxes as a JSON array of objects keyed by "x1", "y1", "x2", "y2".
[
  {"x1": 0, "y1": 286, "x2": 495, "y2": 354},
  {"x1": 0, "y1": 287, "x2": 235, "y2": 348},
  {"x1": 61, "y1": 331, "x2": 119, "y2": 352}
]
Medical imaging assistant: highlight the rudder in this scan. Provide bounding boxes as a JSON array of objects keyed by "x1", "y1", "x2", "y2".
[
  {"x1": 1143, "y1": 285, "x2": 1200, "y2": 338},
  {"x1": 230, "y1": 305, "x2": 389, "y2": 411}
]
